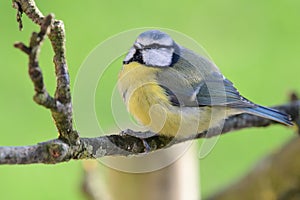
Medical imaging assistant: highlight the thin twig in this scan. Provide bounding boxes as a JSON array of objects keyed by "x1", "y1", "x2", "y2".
[
  {"x1": 14, "y1": 42, "x2": 30, "y2": 54},
  {"x1": 12, "y1": 1, "x2": 23, "y2": 30},
  {"x1": 12, "y1": 0, "x2": 79, "y2": 145}
]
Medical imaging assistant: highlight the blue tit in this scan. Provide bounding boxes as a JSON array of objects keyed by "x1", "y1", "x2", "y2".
[{"x1": 118, "y1": 30, "x2": 292, "y2": 137}]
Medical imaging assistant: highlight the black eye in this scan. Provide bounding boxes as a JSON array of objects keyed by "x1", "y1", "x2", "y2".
[{"x1": 123, "y1": 49, "x2": 145, "y2": 65}]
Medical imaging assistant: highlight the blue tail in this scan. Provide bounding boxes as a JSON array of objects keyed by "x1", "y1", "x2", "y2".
[{"x1": 244, "y1": 105, "x2": 293, "y2": 126}]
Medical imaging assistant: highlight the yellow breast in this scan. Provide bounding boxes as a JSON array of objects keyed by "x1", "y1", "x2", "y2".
[{"x1": 118, "y1": 62, "x2": 169, "y2": 126}]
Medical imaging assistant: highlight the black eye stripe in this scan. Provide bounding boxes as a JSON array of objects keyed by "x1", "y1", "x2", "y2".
[
  {"x1": 123, "y1": 49, "x2": 180, "y2": 67},
  {"x1": 133, "y1": 49, "x2": 144, "y2": 64},
  {"x1": 123, "y1": 49, "x2": 144, "y2": 65}
]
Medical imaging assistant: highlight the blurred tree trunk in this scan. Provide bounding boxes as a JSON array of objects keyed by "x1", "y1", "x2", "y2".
[
  {"x1": 82, "y1": 142, "x2": 200, "y2": 200},
  {"x1": 106, "y1": 143, "x2": 200, "y2": 200}
]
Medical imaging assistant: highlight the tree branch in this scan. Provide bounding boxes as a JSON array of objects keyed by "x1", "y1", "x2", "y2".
[{"x1": 0, "y1": 100, "x2": 299, "y2": 165}]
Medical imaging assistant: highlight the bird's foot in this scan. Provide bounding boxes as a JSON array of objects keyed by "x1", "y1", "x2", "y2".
[{"x1": 120, "y1": 129, "x2": 157, "y2": 152}]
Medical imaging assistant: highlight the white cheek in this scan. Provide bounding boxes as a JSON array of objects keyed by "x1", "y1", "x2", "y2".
[
  {"x1": 124, "y1": 47, "x2": 136, "y2": 63},
  {"x1": 143, "y1": 48, "x2": 173, "y2": 67}
]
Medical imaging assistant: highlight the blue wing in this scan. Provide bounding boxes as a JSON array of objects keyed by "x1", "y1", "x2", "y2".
[
  {"x1": 160, "y1": 76, "x2": 292, "y2": 126},
  {"x1": 156, "y1": 46, "x2": 292, "y2": 125},
  {"x1": 195, "y1": 75, "x2": 255, "y2": 108}
]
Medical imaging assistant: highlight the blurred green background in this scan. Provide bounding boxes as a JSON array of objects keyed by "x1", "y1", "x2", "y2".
[{"x1": 1, "y1": 0, "x2": 299, "y2": 199}]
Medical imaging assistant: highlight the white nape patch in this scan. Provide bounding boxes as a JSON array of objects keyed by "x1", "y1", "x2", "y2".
[{"x1": 142, "y1": 48, "x2": 174, "y2": 67}]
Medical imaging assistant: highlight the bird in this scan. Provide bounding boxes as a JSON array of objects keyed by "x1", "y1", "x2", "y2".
[{"x1": 118, "y1": 30, "x2": 292, "y2": 137}]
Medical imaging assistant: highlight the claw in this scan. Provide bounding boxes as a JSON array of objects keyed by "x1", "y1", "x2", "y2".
[{"x1": 119, "y1": 129, "x2": 157, "y2": 152}]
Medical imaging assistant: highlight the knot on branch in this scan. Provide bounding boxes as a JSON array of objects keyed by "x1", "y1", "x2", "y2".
[{"x1": 45, "y1": 141, "x2": 70, "y2": 163}]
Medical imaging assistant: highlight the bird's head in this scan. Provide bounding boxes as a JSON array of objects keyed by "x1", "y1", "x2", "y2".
[{"x1": 123, "y1": 30, "x2": 180, "y2": 67}]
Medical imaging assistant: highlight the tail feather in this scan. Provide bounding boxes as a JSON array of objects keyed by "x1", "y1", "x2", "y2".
[{"x1": 244, "y1": 105, "x2": 293, "y2": 126}]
